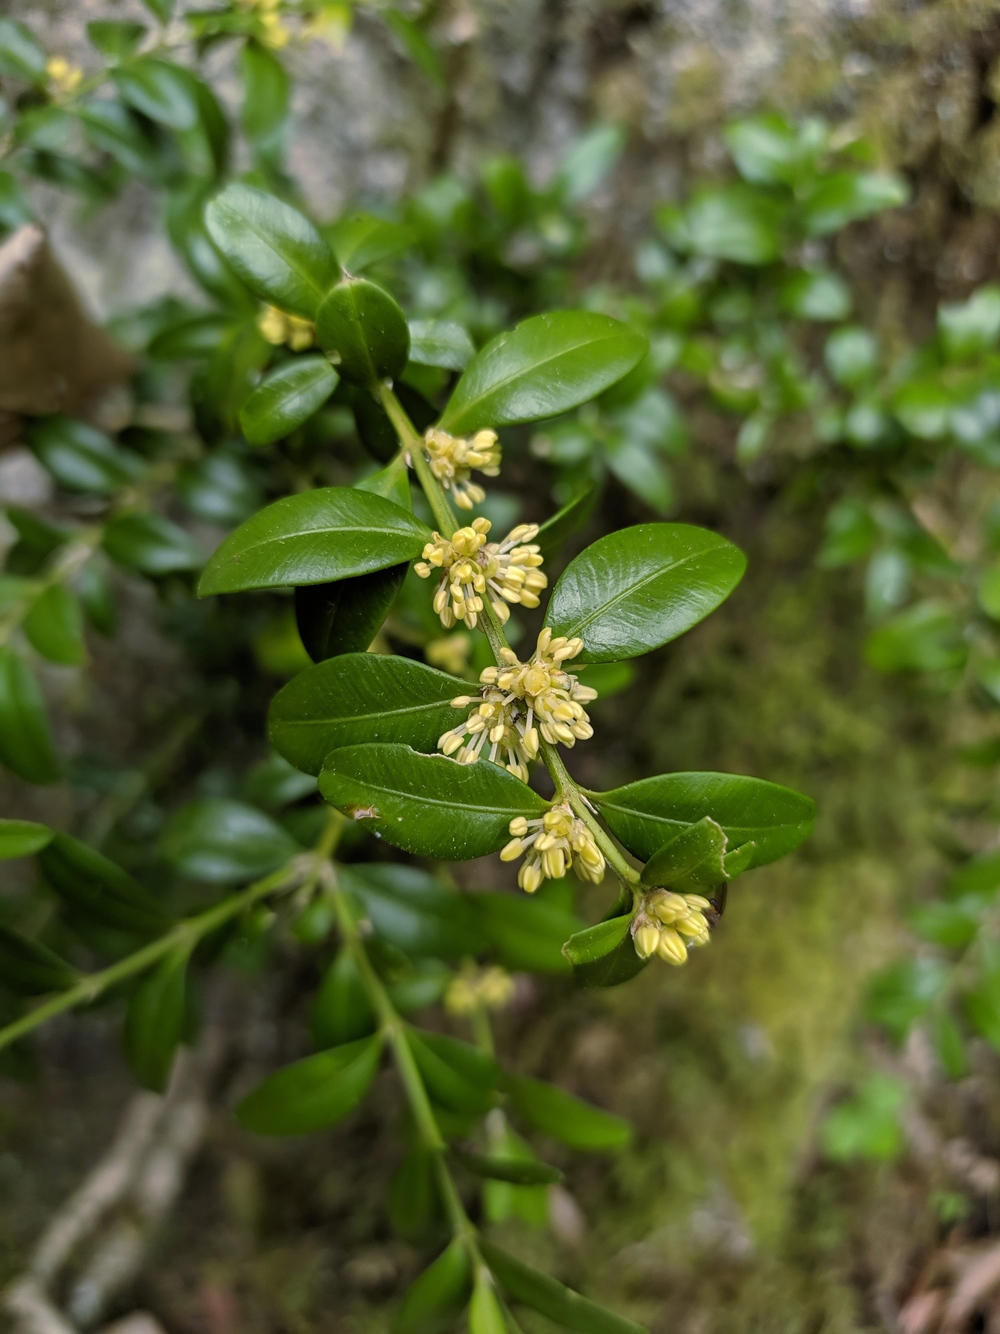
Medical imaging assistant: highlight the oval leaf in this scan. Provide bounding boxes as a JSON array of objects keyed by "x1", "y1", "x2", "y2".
[
  {"x1": 159, "y1": 798, "x2": 299, "y2": 883},
  {"x1": 205, "y1": 182, "x2": 338, "y2": 319},
  {"x1": 505, "y1": 1074, "x2": 631, "y2": 1151},
  {"x1": 594, "y1": 772, "x2": 815, "y2": 868},
  {"x1": 0, "y1": 818, "x2": 52, "y2": 860},
  {"x1": 24, "y1": 584, "x2": 86, "y2": 666},
  {"x1": 451, "y1": 1148, "x2": 562, "y2": 1185},
  {"x1": 0, "y1": 924, "x2": 77, "y2": 995},
  {"x1": 438, "y1": 311, "x2": 647, "y2": 436},
  {"x1": 561, "y1": 915, "x2": 631, "y2": 967},
  {"x1": 319, "y1": 743, "x2": 548, "y2": 859},
  {"x1": 295, "y1": 563, "x2": 407, "y2": 662},
  {"x1": 269, "y1": 653, "x2": 470, "y2": 776},
  {"x1": 236, "y1": 1033, "x2": 382, "y2": 1135},
  {"x1": 123, "y1": 948, "x2": 188, "y2": 1091},
  {"x1": 341, "y1": 863, "x2": 483, "y2": 959},
  {"x1": 310, "y1": 950, "x2": 376, "y2": 1048},
  {"x1": 103, "y1": 511, "x2": 203, "y2": 575},
  {"x1": 407, "y1": 319, "x2": 475, "y2": 371},
  {"x1": 198, "y1": 487, "x2": 431, "y2": 596},
  {"x1": 240, "y1": 356, "x2": 338, "y2": 446},
  {"x1": 639, "y1": 816, "x2": 727, "y2": 891},
  {"x1": 315, "y1": 277, "x2": 410, "y2": 385},
  {"x1": 408, "y1": 1028, "x2": 499, "y2": 1115},
  {"x1": 39, "y1": 832, "x2": 172, "y2": 936},
  {"x1": 547, "y1": 523, "x2": 747, "y2": 663},
  {"x1": 394, "y1": 1239, "x2": 472, "y2": 1334},
  {"x1": 480, "y1": 1241, "x2": 645, "y2": 1334},
  {"x1": 0, "y1": 647, "x2": 59, "y2": 785}
]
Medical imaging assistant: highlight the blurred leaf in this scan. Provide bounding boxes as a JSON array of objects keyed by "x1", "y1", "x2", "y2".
[
  {"x1": 39, "y1": 832, "x2": 171, "y2": 936},
  {"x1": 341, "y1": 863, "x2": 483, "y2": 959},
  {"x1": 939, "y1": 286, "x2": 1000, "y2": 360},
  {"x1": 864, "y1": 601, "x2": 966, "y2": 674},
  {"x1": 382, "y1": 9, "x2": 445, "y2": 92},
  {"x1": 160, "y1": 798, "x2": 298, "y2": 883},
  {"x1": 240, "y1": 356, "x2": 339, "y2": 445},
  {"x1": 800, "y1": 171, "x2": 908, "y2": 235},
  {"x1": 24, "y1": 584, "x2": 86, "y2": 666},
  {"x1": 394, "y1": 1238, "x2": 472, "y2": 1334},
  {"x1": 311, "y1": 950, "x2": 376, "y2": 1047},
  {"x1": 104, "y1": 511, "x2": 203, "y2": 575},
  {"x1": 407, "y1": 319, "x2": 475, "y2": 371},
  {"x1": 86, "y1": 20, "x2": 147, "y2": 59},
  {"x1": 505, "y1": 1074, "x2": 631, "y2": 1151},
  {"x1": 0, "y1": 818, "x2": 52, "y2": 860},
  {"x1": 26, "y1": 416, "x2": 143, "y2": 495},
  {"x1": 535, "y1": 486, "x2": 598, "y2": 561},
  {"x1": 408, "y1": 1027, "x2": 499, "y2": 1114},
  {"x1": 0, "y1": 924, "x2": 76, "y2": 994},
  {"x1": 474, "y1": 892, "x2": 579, "y2": 974},
  {"x1": 554, "y1": 123, "x2": 624, "y2": 205},
  {"x1": 780, "y1": 269, "x2": 851, "y2": 320},
  {"x1": 824, "y1": 327, "x2": 878, "y2": 389},
  {"x1": 469, "y1": 1273, "x2": 507, "y2": 1334},
  {"x1": 0, "y1": 18, "x2": 46, "y2": 82},
  {"x1": 866, "y1": 957, "x2": 949, "y2": 1041},
  {"x1": 236, "y1": 1034, "x2": 383, "y2": 1135},
  {"x1": 123, "y1": 948, "x2": 188, "y2": 1091},
  {"x1": 0, "y1": 647, "x2": 59, "y2": 785},
  {"x1": 821, "y1": 1074, "x2": 905, "y2": 1162},
  {"x1": 241, "y1": 39, "x2": 288, "y2": 169},
  {"x1": 326, "y1": 212, "x2": 415, "y2": 272},
  {"x1": 683, "y1": 185, "x2": 783, "y2": 264},
  {"x1": 481, "y1": 1241, "x2": 645, "y2": 1334},
  {"x1": 388, "y1": 1146, "x2": 447, "y2": 1244}
]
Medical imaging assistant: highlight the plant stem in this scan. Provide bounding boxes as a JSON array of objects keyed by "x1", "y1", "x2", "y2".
[
  {"x1": 542, "y1": 741, "x2": 641, "y2": 886},
  {"x1": 0, "y1": 810, "x2": 344, "y2": 1056},
  {"x1": 378, "y1": 383, "x2": 459, "y2": 534}
]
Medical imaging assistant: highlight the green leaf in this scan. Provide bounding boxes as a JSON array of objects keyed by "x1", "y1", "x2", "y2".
[
  {"x1": 319, "y1": 744, "x2": 548, "y2": 859},
  {"x1": 326, "y1": 212, "x2": 415, "y2": 272},
  {"x1": 909, "y1": 899, "x2": 980, "y2": 950},
  {"x1": 535, "y1": 486, "x2": 598, "y2": 561},
  {"x1": 965, "y1": 967, "x2": 1000, "y2": 1050},
  {"x1": 394, "y1": 1239, "x2": 472, "y2": 1334},
  {"x1": 0, "y1": 818, "x2": 52, "y2": 860},
  {"x1": 241, "y1": 39, "x2": 288, "y2": 166},
  {"x1": 310, "y1": 950, "x2": 376, "y2": 1047},
  {"x1": 821, "y1": 1074, "x2": 905, "y2": 1163},
  {"x1": 561, "y1": 915, "x2": 631, "y2": 967},
  {"x1": 205, "y1": 183, "x2": 338, "y2": 319},
  {"x1": 603, "y1": 436, "x2": 675, "y2": 515},
  {"x1": 505, "y1": 1074, "x2": 631, "y2": 1151},
  {"x1": 24, "y1": 584, "x2": 86, "y2": 666},
  {"x1": 407, "y1": 319, "x2": 475, "y2": 371},
  {"x1": 0, "y1": 18, "x2": 46, "y2": 82},
  {"x1": 0, "y1": 170, "x2": 35, "y2": 231},
  {"x1": 640, "y1": 817, "x2": 727, "y2": 891},
  {"x1": 269, "y1": 652, "x2": 465, "y2": 776},
  {"x1": 474, "y1": 892, "x2": 580, "y2": 974},
  {"x1": 824, "y1": 326, "x2": 878, "y2": 388},
  {"x1": 408, "y1": 1027, "x2": 499, "y2": 1114},
  {"x1": 939, "y1": 286, "x2": 1000, "y2": 360},
  {"x1": 932, "y1": 1008, "x2": 966, "y2": 1080},
  {"x1": 295, "y1": 563, "x2": 407, "y2": 661},
  {"x1": 382, "y1": 9, "x2": 446, "y2": 92},
  {"x1": 725, "y1": 113, "x2": 804, "y2": 185},
  {"x1": 469, "y1": 1273, "x2": 507, "y2": 1334},
  {"x1": 481, "y1": 1241, "x2": 645, "y2": 1334},
  {"x1": 159, "y1": 798, "x2": 298, "y2": 884},
  {"x1": 236, "y1": 1033, "x2": 382, "y2": 1135},
  {"x1": 452, "y1": 1147, "x2": 562, "y2": 1185},
  {"x1": 389, "y1": 1146, "x2": 447, "y2": 1244},
  {"x1": 176, "y1": 451, "x2": 260, "y2": 525},
  {"x1": 239, "y1": 356, "x2": 338, "y2": 445},
  {"x1": 684, "y1": 186, "x2": 783, "y2": 264},
  {"x1": 566, "y1": 915, "x2": 647, "y2": 989},
  {"x1": 123, "y1": 948, "x2": 188, "y2": 1091},
  {"x1": 355, "y1": 460, "x2": 412, "y2": 508},
  {"x1": 438, "y1": 312, "x2": 647, "y2": 437},
  {"x1": 866, "y1": 958, "x2": 948, "y2": 1041},
  {"x1": 78, "y1": 98, "x2": 169, "y2": 181},
  {"x1": 78, "y1": 565, "x2": 117, "y2": 637},
  {"x1": 800, "y1": 171, "x2": 909, "y2": 236},
  {"x1": 39, "y1": 832, "x2": 171, "y2": 936},
  {"x1": 25, "y1": 416, "x2": 143, "y2": 495},
  {"x1": 594, "y1": 772, "x2": 815, "y2": 868},
  {"x1": 0, "y1": 924, "x2": 77, "y2": 995},
  {"x1": 103, "y1": 511, "x2": 203, "y2": 576},
  {"x1": 865, "y1": 600, "x2": 966, "y2": 674},
  {"x1": 780, "y1": 269, "x2": 851, "y2": 321},
  {"x1": 547, "y1": 523, "x2": 746, "y2": 664},
  {"x1": 198, "y1": 487, "x2": 430, "y2": 596},
  {"x1": 113, "y1": 57, "x2": 201, "y2": 131},
  {"x1": 340, "y1": 863, "x2": 483, "y2": 959},
  {"x1": 315, "y1": 277, "x2": 410, "y2": 385},
  {"x1": 140, "y1": 0, "x2": 173, "y2": 22},
  {"x1": 0, "y1": 648, "x2": 59, "y2": 785},
  {"x1": 554, "y1": 123, "x2": 624, "y2": 205},
  {"x1": 86, "y1": 20, "x2": 147, "y2": 59},
  {"x1": 893, "y1": 378, "x2": 952, "y2": 440}
]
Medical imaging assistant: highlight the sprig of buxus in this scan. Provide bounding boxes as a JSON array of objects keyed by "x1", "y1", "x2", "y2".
[{"x1": 0, "y1": 180, "x2": 815, "y2": 1333}]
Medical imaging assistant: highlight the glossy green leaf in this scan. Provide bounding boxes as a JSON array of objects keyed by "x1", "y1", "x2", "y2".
[
  {"x1": 78, "y1": 99, "x2": 168, "y2": 181},
  {"x1": 535, "y1": 485, "x2": 598, "y2": 561},
  {"x1": 408, "y1": 1028, "x2": 499, "y2": 1114},
  {"x1": 407, "y1": 320, "x2": 475, "y2": 371},
  {"x1": 505, "y1": 1074, "x2": 631, "y2": 1151},
  {"x1": 39, "y1": 832, "x2": 171, "y2": 936},
  {"x1": 340, "y1": 864, "x2": 483, "y2": 959},
  {"x1": 315, "y1": 277, "x2": 410, "y2": 385},
  {"x1": 123, "y1": 948, "x2": 188, "y2": 1091},
  {"x1": 239, "y1": 356, "x2": 338, "y2": 445},
  {"x1": 113, "y1": 57, "x2": 201, "y2": 131},
  {"x1": 438, "y1": 312, "x2": 647, "y2": 436},
  {"x1": 0, "y1": 648, "x2": 59, "y2": 785},
  {"x1": 326, "y1": 212, "x2": 415, "y2": 272},
  {"x1": 800, "y1": 171, "x2": 908, "y2": 236},
  {"x1": 319, "y1": 744, "x2": 548, "y2": 859},
  {"x1": 310, "y1": 950, "x2": 376, "y2": 1047},
  {"x1": 0, "y1": 924, "x2": 77, "y2": 995},
  {"x1": 356, "y1": 459, "x2": 412, "y2": 508},
  {"x1": 0, "y1": 18, "x2": 46, "y2": 82},
  {"x1": 25, "y1": 416, "x2": 143, "y2": 495},
  {"x1": 569, "y1": 918, "x2": 647, "y2": 989},
  {"x1": 594, "y1": 772, "x2": 815, "y2": 868},
  {"x1": 176, "y1": 451, "x2": 260, "y2": 525},
  {"x1": 640, "y1": 817, "x2": 727, "y2": 891},
  {"x1": 159, "y1": 798, "x2": 298, "y2": 884},
  {"x1": 394, "y1": 1238, "x2": 472, "y2": 1334},
  {"x1": 104, "y1": 511, "x2": 203, "y2": 576},
  {"x1": 469, "y1": 1273, "x2": 507, "y2": 1334},
  {"x1": 0, "y1": 818, "x2": 52, "y2": 860},
  {"x1": 236, "y1": 1033, "x2": 382, "y2": 1135},
  {"x1": 684, "y1": 186, "x2": 783, "y2": 264},
  {"x1": 474, "y1": 892, "x2": 580, "y2": 974},
  {"x1": 205, "y1": 183, "x2": 338, "y2": 319},
  {"x1": 547, "y1": 523, "x2": 746, "y2": 664},
  {"x1": 86, "y1": 20, "x2": 147, "y2": 58},
  {"x1": 481, "y1": 1242, "x2": 645, "y2": 1334},
  {"x1": 24, "y1": 584, "x2": 86, "y2": 666},
  {"x1": 241, "y1": 39, "x2": 288, "y2": 166},
  {"x1": 295, "y1": 563, "x2": 406, "y2": 661},
  {"x1": 561, "y1": 915, "x2": 631, "y2": 967},
  {"x1": 269, "y1": 652, "x2": 466, "y2": 776},
  {"x1": 199, "y1": 487, "x2": 430, "y2": 596}
]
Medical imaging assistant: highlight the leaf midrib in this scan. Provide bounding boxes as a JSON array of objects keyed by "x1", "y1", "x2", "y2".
[
  {"x1": 220, "y1": 197, "x2": 329, "y2": 303},
  {"x1": 555, "y1": 542, "x2": 728, "y2": 639},
  {"x1": 327, "y1": 764, "x2": 540, "y2": 818},
  {"x1": 444, "y1": 328, "x2": 633, "y2": 430},
  {"x1": 280, "y1": 694, "x2": 454, "y2": 730},
  {"x1": 595, "y1": 798, "x2": 809, "y2": 836}
]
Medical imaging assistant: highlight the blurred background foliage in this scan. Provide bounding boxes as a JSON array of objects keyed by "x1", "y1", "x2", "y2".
[{"x1": 5, "y1": 0, "x2": 1000, "y2": 1331}]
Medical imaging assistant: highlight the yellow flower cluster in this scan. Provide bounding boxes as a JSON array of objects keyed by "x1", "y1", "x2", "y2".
[
  {"x1": 424, "y1": 427, "x2": 501, "y2": 510},
  {"x1": 445, "y1": 964, "x2": 515, "y2": 1016},
  {"x1": 501, "y1": 803, "x2": 605, "y2": 893},
  {"x1": 631, "y1": 890, "x2": 713, "y2": 966},
  {"x1": 415, "y1": 518, "x2": 546, "y2": 631},
  {"x1": 438, "y1": 628, "x2": 596, "y2": 778},
  {"x1": 46, "y1": 56, "x2": 83, "y2": 96},
  {"x1": 258, "y1": 304, "x2": 315, "y2": 350}
]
